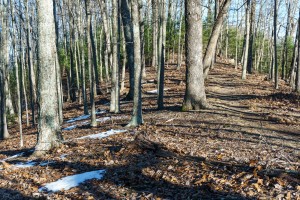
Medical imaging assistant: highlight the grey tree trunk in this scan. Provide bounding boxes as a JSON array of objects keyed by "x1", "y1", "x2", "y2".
[
  {"x1": 182, "y1": 0, "x2": 208, "y2": 111},
  {"x1": 86, "y1": 0, "x2": 97, "y2": 127},
  {"x1": 0, "y1": 0, "x2": 9, "y2": 139},
  {"x1": 281, "y1": 2, "x2": 291, "y2": 80},
  {"x1": 110, "y1": 0, "x2": 120, "y2": 113},
  {"x1": 152, "y1": 0, "x2": 158, "y2": 69},
  {"x1": 11, "y1": 0, "x2": 23, "y2": 146},
  {"x1": 176, "y1": 0, "x2": 183, "y2": 70},
  {"x1": 295, "y1": 9, "x2": 300, "y2": 93},
  {"x1": 157, "y1": 0, "x2": 166, "y2": 110},
  {"x1": 53, "y1": 0, "x2": 63, "y2": 124},
  {"x1": 203, "y1": 0, "x2": 231, "y2": 78},
  {"x1": 274, "y1": 0, "x2": 279, "y2": 89},
  {"x1": 127, "y1": 0, "x2": 143, "y2": 127},
  {"x1": 121, "y1": 0, "x2": 135, "y2": 100},
  {"x1": 25, "y1": 0, "x2": 36, "y2": 126},
  {"x1": 247, "y1": 0, "x2": 256, "y2": 74},
  {"x1": 241, "y1": 0, "x2": 250, "y2": 80},
  {"x1": 35, "y1": 0, "x2": 63, "y2": 155}
]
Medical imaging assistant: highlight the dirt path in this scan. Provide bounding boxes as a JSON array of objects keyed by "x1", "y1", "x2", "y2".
[{"x1": 0, "y1": 61, "x2": 299, "y2": 199}]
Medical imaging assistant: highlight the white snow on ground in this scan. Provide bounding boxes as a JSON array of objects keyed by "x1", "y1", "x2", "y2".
[
  {"x1": 96, "y1": 117, "x2": 111, "y2": 123},
  {"x1": 39, "y1": 170, "x2": 105, "y2": 192},
  {"x1": 66, "y1": 110, "x2": 107, "y2": 123},
  {"x1": 0, "y1": 152, "x2": 24, "y2": 162},
  {"x1": 60, "y1": 154, "x2": 68, "y2": 160},
  {"x1": 14, "y1": 160, "x2": 37, "y2": 168},
  {"x1": 39, "y1": 161, "x2": 56, "y2": 166},
  {"x1": 146, "y1": 88, "x2": 170, "y2": 94},
  {"x1": 63, "y1": 125, "x2": 77, "y2": 131},
  {"x1": 77, "y1": 129, "x2": 127, "y2": 140}
]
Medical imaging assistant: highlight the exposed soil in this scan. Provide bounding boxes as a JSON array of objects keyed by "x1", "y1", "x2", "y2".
[{"x1": 0, "y1": 61, "x2": 299, "y2": 199}]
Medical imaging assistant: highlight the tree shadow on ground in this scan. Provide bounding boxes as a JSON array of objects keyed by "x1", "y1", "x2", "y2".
[{"x1": 36, "y1": 139, "x2": 258, "y2": 199}]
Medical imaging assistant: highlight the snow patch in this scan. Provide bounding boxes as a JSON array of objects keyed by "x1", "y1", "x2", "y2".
[
  {"x1": 63, "y1": 125, "x2": 77, "y2": 131},
  {"x1": 146, "y1": 88, "x2": 170, "y2": 94},
  {"x1": 39, "y1": 161, "x2": 56, "y2": 166},
  {"x1": 96, "y1": 117, "x2": 111, "y2": 123},
  {"x1": 14, "y1": 160, "x2": 37, "y2": 168},
  {"x1": 66, "y1": 110, "x2": 107, "y2": 123},
  {"x1": 77, "y1": 129, "x2": 127, "y2": 140},
  {"x1": 0, "y1": 152, "x2": 24, "y2": 162},
  {"x1": 60, "y1": 154, "x2": 68, "y2": 160},
  {"x1": 39, "y1": 170, "x2": 105, "y2": 192}
]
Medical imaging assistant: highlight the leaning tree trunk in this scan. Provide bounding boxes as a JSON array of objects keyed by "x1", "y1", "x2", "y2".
[
  {"x1": 182, "y1": 0, "x2": 209, "y2": 111},
  {"x1": 127, "y1": 0, "x2": 143, "y2": 127},
  {"x1": 203, "y1": 0, "x2": 231, "y2": 78},
  {"x1": 35, "y1": 0, "x2": 63, "y2": 155}
]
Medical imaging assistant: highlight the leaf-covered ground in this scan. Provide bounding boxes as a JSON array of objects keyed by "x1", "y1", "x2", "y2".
[{"x1": 0, "y1": 61, "x2": 299, "y2": 199}]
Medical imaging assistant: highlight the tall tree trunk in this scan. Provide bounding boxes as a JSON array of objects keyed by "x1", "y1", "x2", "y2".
[
  {"x1": 35, "y1": 0, "x2": 63, "y2": 155},
  {"x1": 11, "y1": 0, "x2": 23, "y2": 146},
  {"x1": 152, "y1": 0, "x2": 158, "y2": 69},
  {"x1": 127, "y1": 0, "x2": 143, "y2": 127},
  {"x1": 0, "y1": 1, "x2": 9, "y2": 139},
  {"x1": 274, "y1": 0, "x2": 279, "y2": 89},
  {"x1": 241, "y1": 0, "x2": 251, "y2": 80},
  {"x1": 176, "y1": 0, "x2": 183, "y2": 70},
  {"x1": 157, "y1": 0, "x2": 166, "y2": 110},
  {"x1": 86, "y1": 0, "x2": 97, "y2": 127},
  {"x1": 295, "y1": 9, "x2": 300, "y2": 93},
  {"x1": 121, "y1": 0, "x2": 135, "y2": 100},
  {"x1": 182, "y1": 0, "x2": 208, "y2": 111},
  {"x1": 247, "y1": 0, "x2": 256, "y2": 74},
  {"x1": 110, "y1": 0, "x2": 120, "y2": 113}
]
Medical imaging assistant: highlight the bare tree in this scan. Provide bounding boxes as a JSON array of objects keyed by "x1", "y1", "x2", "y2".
[
  {"x1": 35, "y1": 0, "x2": 63, "y2": 155},
  {"x1": 182, "y1": 0, "x2": 208, "y2": 111},
  {"x1": 127, "y1": 0, "x2": 143, "y2": 127}
]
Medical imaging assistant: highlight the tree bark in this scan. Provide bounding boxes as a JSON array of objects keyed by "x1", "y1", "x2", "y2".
[
  {"x1": 203, "y1": 0, "x2": 231, "y2": 78},
  {"x1": 127, "y1": 0, "x2": 143, "y2": 127},
  {"x1": 182, "y1": 0, "x2": 209, "y2": 111},
  {"x1": 35, "y1": 0, "x2": 63, "y2": 155}
]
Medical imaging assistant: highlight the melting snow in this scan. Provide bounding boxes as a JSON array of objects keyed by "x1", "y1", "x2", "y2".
[
  {"x1": 39, "y1": 161, "x2": 56, "y2": 166},
  {"x1": 96, "y1": 117, "x2": 111, "y2": 123},
  {"x1": 63, "y1": 125, "x2": 77, "y2": 131},
  {"x1": 146, "y1": 88, "x2": 170, "y2": 94},
  {"x1": 77, "y1": 129, "x2": 127, "y2": 140},
  {"x1": 66, "y1": 110, "x2": 107, "y2": 123},
  {"x1": 14, "y1": 160, "x2": 37, "y2": 168},
  {"x1": 39, "y1": 170, "x2": 105, "y2": 192},
  {"x1": 60, "y1": 154, "x2": 68, "y2": 160},
  {"x1": 0, "y1": 152, "x2": 24, "y2": 162}
]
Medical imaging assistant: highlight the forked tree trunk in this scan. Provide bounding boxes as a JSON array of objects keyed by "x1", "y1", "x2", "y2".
[{"x1": 182, "y1": 0, "x2": 209, "y2": 111}]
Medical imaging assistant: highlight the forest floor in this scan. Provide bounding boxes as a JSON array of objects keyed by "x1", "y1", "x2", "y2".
[{"x1": 0, "y1": 60, "x2": 300, "y2": 200}]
